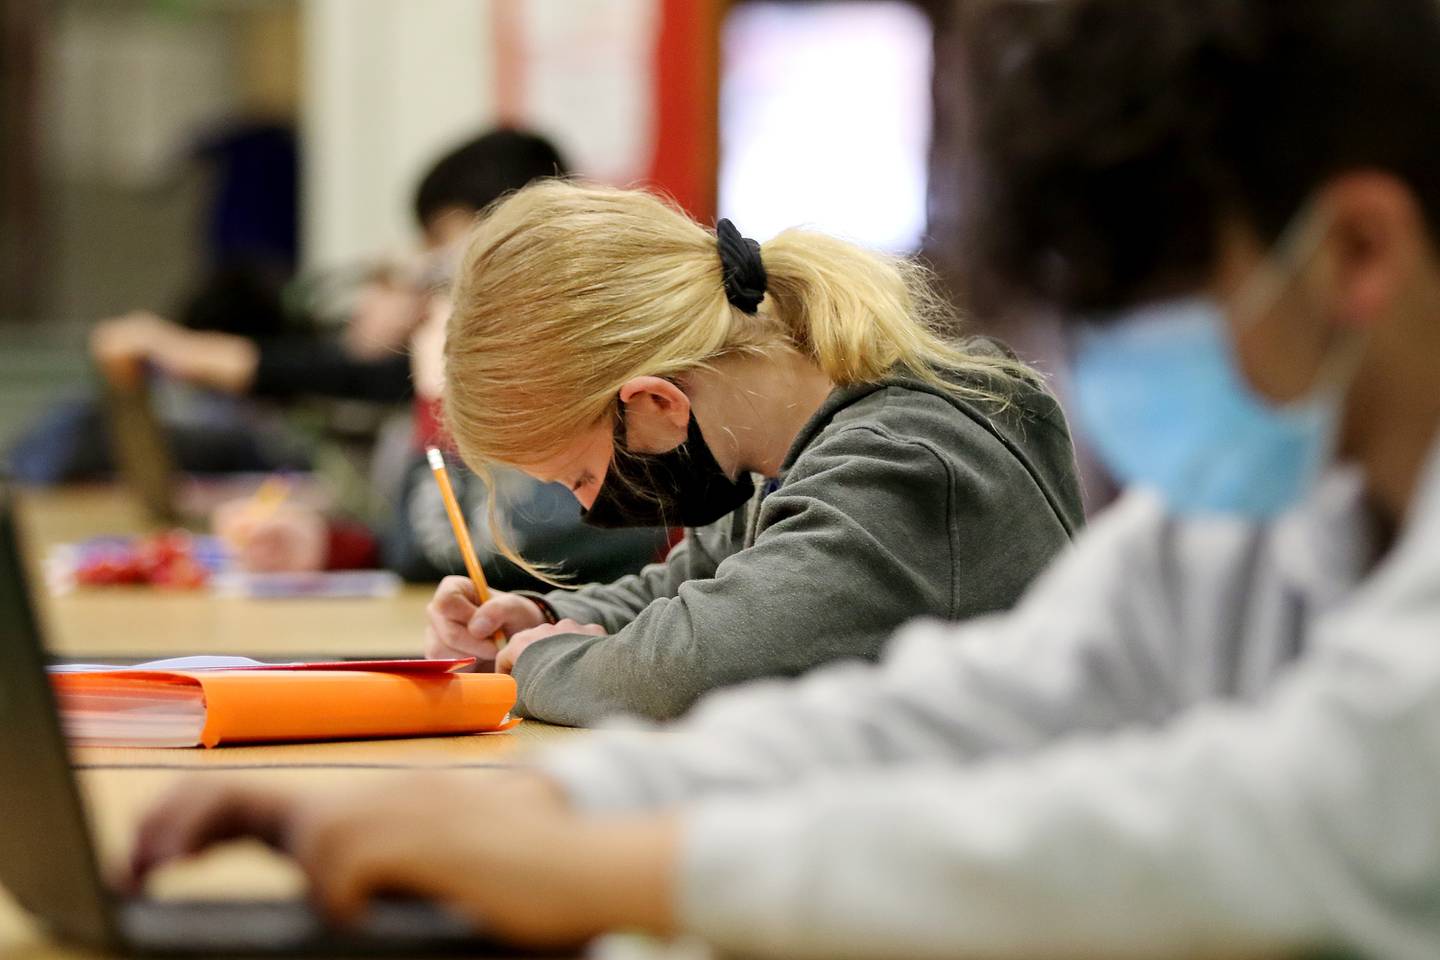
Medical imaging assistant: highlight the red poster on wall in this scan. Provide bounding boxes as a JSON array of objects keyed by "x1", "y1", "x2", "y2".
[
  {"x1": 488, "y1": 0, "x2": 719, "y2": 223},
  {"x1": 647, "y1": 0, "x2": 720, "y2": 223}
]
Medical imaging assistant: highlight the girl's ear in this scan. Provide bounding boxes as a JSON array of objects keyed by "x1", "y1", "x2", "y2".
[{"x1": 617, "y1": 376, "x2": 691, "y2": 454}]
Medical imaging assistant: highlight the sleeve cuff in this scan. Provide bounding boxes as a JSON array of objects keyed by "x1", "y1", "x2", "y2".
[
  {"x1": 512, "y1": 589, "x2": 560, "y2": 624},
  {"x1": 249, "y1": 341, "x2": 294, "y2": 399},
  {"x1": 535, "y1": 589, "x2": 595, "y2": 623},
  {"x1": 532, "y1": 723, "x2": 670, "y2": 813},
  {"x1": 676, "y1": 795, "x2": 811, "y2": 956}
]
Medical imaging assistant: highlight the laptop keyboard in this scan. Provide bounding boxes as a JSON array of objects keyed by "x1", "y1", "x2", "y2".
[{"x1": 117, "y1": 897, "x2": 539, "y2": 957}]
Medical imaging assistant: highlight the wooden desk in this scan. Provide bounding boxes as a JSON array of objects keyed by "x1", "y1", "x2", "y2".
[
  {"x1": 0, "y1": 766, "x2": 564, "y2": 958},
  {"x1": 18, "y1": 487, "x2": 437, "y2": 660},
  {"x1": 2, "y1": 724, "x2": 593, "y2": 956},
  {"x1": 3, "y1": 488, "x2": 631, "y2": 957},
  {"x1": 69, "y1": 723, "x2": 587, "y2": 771}
]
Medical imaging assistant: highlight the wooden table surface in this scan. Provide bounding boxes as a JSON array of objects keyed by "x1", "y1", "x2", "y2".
[
  {"x1": 2, "y1": 766, "x2": 583, "y2": 959},
  {"x1": 3, "y1": 486, "x2": 607, "y2": 958},
  {"x1": 19, "y1": 486, "x2": 439, "y2": 661}
]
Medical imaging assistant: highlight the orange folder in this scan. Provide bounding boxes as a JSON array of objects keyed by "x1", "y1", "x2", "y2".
[{"x1": 52, "y1": 661, "x2": 518, "y2": 748}]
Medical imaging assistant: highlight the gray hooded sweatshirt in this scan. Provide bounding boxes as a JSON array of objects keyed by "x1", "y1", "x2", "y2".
[{"x1": 513, "y1": 365, "x2": 1084, "y2": 725}]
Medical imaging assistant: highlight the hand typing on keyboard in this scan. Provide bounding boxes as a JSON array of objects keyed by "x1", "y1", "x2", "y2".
[{"x1": 124, "y1": 770, "x2": 679, "y2": 950}]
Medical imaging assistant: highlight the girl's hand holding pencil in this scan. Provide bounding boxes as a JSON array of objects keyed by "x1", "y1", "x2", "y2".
[
  {"x1": 422, "y1": 448, "x2": 608, "y2": 670},
  {"x1": 423, "y1": 576, "x2": 606, "y2": 672},
  {"x1": 423, "y1": 576, "x2": 546, "y2": 664}
]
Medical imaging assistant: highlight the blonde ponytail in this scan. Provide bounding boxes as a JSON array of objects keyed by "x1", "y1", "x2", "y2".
[
  {"x1": 444, "y1": 180, "x2": 1041, "y2": 583},
  {"x1": 760, "y1": 229, "x2": 1040, "y2": 400}
]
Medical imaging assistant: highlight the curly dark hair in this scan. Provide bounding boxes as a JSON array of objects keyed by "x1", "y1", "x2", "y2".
[{"x1": 958, "y1": 0, "x2": 1440, "y2": 313}]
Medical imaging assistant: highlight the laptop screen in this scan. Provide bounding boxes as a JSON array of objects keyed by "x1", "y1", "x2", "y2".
[{"x1": 0, "y1": 488, "x2": 119, "y2": 950}]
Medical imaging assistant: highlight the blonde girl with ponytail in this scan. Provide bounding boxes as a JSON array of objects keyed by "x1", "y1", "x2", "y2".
[{"x1": 425, "y1": 180, "x2": 1084, "y2": 725}]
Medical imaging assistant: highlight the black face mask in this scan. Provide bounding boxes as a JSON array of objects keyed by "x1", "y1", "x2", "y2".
[{"x1": 581, "y1": 408, "x2": 756, "y2": 529}]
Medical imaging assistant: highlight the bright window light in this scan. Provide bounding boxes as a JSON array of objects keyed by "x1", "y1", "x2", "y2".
[{"x1": 719, "y1": 1, "x2": 933, "y2": 253}]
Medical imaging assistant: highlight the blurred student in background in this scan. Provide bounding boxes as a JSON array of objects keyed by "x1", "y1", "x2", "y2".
[
  {"x1": 423, "y1": 179, "x2": 1083, "y2": 724},
  {"x1": 5, "y1": 120, "x2": 305, "y2": 484},
  {"x1": 88, "y1": 128, "x2": 568, "y2": 406},
  {"x1": 129, "y1": 1, "x2": 1440, "y2": 957},
  {"x1": 86, "y1": 128, "x2": 670, "y2": 587}
]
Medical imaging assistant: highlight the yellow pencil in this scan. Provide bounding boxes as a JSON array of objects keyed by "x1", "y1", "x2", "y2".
[
  {"x1": 248, "y1": 475, "x2": 291, "y2": 524},
  {"x1": 221, "y1": 475, "x2": 291, "y2": 553},
  {"x1": 426, "y1": 447, "x2": 505, "y2": 647}
]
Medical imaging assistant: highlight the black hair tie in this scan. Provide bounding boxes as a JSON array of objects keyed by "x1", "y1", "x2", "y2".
[{"x1": 715, "y1": 218, "x2": 767, "y2": 314}]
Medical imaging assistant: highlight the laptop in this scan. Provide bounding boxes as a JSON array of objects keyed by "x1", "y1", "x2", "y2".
[{"x1": 0, "y1": 488, "x2": 553, "y2": 957}]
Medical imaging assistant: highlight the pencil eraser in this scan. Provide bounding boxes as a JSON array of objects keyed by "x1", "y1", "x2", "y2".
[{"x1": 426, "y1": 447, "x2": 445, "y2": 471}]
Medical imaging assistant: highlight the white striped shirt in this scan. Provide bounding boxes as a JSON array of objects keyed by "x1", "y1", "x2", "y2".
[{"x1": 541, "y1": 436, "x2": 1440, "y2": 960}]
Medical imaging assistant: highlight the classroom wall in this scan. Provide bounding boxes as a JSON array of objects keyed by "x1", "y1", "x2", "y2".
[
  {"x1": 300, "y1": 0, "x2": 668, "y2": 270},
  {"x1": 301, "y1": 0, "x2": 494, "y2": 270},
  {"x1": 45, "y1": 3, "x2": 238, "y2": 188}
]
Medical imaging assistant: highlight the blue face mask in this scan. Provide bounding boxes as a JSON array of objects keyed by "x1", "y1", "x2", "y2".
[{"x1": 1071, "y1": 298, "x2": 1341, "y2": 519}]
